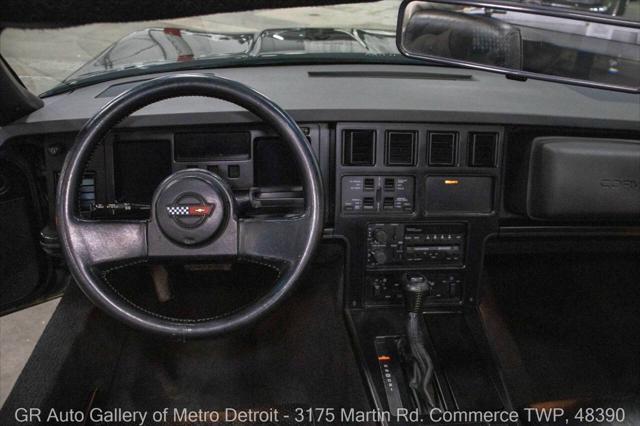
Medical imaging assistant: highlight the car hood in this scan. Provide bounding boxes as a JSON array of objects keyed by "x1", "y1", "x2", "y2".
[{"x1": 66, "y1": 27, "x2": 398, "y2": 82}]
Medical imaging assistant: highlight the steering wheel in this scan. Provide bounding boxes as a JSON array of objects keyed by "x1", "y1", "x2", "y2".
[{"x1": 56, "y1": 74, "x2": 324, "y2": 338}]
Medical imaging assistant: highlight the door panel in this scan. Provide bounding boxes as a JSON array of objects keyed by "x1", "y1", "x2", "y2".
[{"x1": 0, "y1": 153, "x2": 59, "y2": 315}]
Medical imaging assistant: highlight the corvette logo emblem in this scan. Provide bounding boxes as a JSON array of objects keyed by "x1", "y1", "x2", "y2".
[{"x1": 166, "y1": 204, "x2": 215, "y2": 217}]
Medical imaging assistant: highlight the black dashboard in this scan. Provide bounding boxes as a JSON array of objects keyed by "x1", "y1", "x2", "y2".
[
  {"x1": 2, "y1": 63, "x2": 639, "y2": 313},
  {"x1": 33, "y1": 119, "x2": 640, "y2": 314},
  {"x1": 42, "y1": 125, "x2": 324, "y2": 220}
]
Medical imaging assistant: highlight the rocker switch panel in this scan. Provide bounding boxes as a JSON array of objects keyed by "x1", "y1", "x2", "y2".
[{"x1": 341, "y1": 176, "x2": 414, "y2": 214}]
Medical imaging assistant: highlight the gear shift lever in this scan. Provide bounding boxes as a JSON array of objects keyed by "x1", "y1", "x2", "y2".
[
  {"x1": 402, "y1": 272, "x2": 438, "y2": 412},
  {"x1": 404, "y1": 272, "x2": 430, "y2": 313}
]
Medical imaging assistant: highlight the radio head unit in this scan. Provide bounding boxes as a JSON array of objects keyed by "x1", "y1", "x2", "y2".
[{"x1": 367, "y1": 223, "x2": 466, "y2": 268}]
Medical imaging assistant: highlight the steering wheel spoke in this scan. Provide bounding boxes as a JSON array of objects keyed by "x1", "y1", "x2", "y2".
[
  {"x1": 66, "y1": 219, "x2": 147, "y2": 267},
  {"x1": 238, "y1": 213, "x2": 313, "y2": 266}
]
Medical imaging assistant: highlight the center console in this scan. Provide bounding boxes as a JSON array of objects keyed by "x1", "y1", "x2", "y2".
[
  {"x1": 336, "y1": 122, "x2": 508, "y2": 423},
  {"x1": 334, "y1": 122, "x2": 502, "y2": 310}
]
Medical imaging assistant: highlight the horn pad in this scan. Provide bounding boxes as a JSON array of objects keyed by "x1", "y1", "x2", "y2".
[{"x1": 154, "y1": 170, "x2": 227, "y2": 246}]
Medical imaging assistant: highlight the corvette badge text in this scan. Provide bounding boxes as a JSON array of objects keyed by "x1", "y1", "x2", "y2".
[{"x1": 13, "y1": 406, "x2": 627, "y2": 424}]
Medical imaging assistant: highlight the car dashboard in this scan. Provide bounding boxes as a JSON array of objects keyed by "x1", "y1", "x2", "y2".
[
  {"x1": 2, "y1": 63, "x2": 639, "y2": 309},
  {"x1": 1, "y1": 62, "x2": 639, "y2": 416},
  {"x1": 3, "y1": 61, "x2": 638, "y2": 311}
]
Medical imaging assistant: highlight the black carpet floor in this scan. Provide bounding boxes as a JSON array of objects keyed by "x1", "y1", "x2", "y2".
[
  {"x1": 484, "y1": 250, "x2": 640, "y2": 406},
  {"x1": 1, "y1": 244, "x2": 371, "y2": 425}
]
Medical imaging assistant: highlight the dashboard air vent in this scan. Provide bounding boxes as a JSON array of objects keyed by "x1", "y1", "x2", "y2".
[
  {"x1": 469, "y1": 133, "x2": 498, "y2": 167},
  {"x1": 428, "y1": 132, "x2": 457, "y2": 166},
  {"x1": 343, "y1": 130, "x2": 376, "y2": 166},
  {"x1": 386, "y1": 131, "x2": 416, "y2": 166}
]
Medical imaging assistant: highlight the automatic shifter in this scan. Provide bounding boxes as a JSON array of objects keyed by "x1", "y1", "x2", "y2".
[{"x1": 402, "y1": 272, "x2": 438, "y2": 412}]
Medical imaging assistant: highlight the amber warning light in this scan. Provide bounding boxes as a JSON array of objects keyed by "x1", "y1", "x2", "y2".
[{"x1": 444, "y1": 179, "x2": 459, "y2": 185}]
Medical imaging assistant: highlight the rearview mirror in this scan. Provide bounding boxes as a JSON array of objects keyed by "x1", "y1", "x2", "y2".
[{"x1": 397, "y1": 0, "x2": 640, "y2": 93}]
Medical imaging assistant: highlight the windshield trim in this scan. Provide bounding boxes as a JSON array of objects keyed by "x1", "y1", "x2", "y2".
[{"x1": 40, "y1": 53, "x2": 432, "y2": 98}]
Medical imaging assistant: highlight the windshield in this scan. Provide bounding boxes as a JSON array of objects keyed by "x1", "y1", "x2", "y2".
[
  {"x1": 1, "y1": 0, "x2": 638, "y2": 95},
  {"x1": 0, "y1": 1, "x2": 405, "y2": 95}
]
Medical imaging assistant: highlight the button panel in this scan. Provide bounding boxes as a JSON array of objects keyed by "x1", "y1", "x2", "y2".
[
  {"x1": 341, "y1": 176, "x2": 414, "y2": 214},
  {"x1": 367, "y1": 271, "x2": 463, "y2": 305}
]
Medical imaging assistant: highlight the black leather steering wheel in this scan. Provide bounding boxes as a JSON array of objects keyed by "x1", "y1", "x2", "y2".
[{"x1": 57, "y1": 74, "x2": 324, "y2": 338}]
